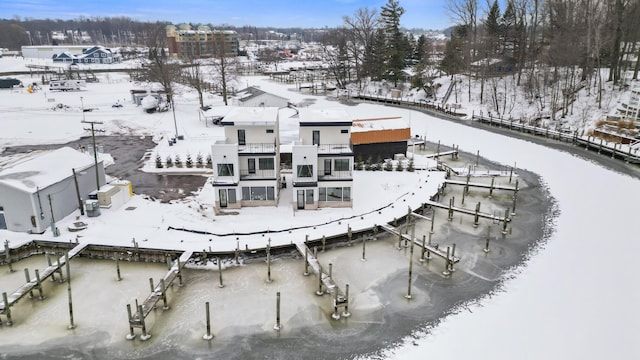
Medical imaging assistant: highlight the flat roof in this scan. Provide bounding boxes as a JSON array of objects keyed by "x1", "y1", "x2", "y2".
[
  {"x1": 352, "y1": 117, "x2": 410, "y2": 133},
  {"x1": 0, "y1": 147, "x2": 98, "y2": 193},
  {"x1": 220, "y1": 107, "x2": 279, "y2": 126},
  {"x1": 298, "y1": 108, "x2": 352, "y2": 126}
]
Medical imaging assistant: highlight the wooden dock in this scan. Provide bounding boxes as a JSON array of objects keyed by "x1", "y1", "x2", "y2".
[
  {"x1": 444, "y1": 179, "x2": 517, "y2": 192},
  {"x1": 0, "y1": 242, "x2": 89, "y2": 320},
  {"x1": 295, "y1": 242, "x2": 348, "y2": 318},
  {"x1": 126, "y1": 250, "x2": 193, "y2": 339},
  {"x1": 424, "y1": 199, "x2": 509, "y2": 223},
  {"x1": 379, "y1": 224, "x2": 460, "y2": 264}
]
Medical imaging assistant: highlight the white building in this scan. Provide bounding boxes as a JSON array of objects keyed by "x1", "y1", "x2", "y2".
[
  {"x1": 0, "y1": 147, "x2": 105, "y2": 233},
  {"x1": 21, "y1": 45, "x2": 88, "y2": 59},
  {"x1": 292, "y1": 108, "x2": 353, "y2": 210},
  {"x1": 234, "y1": 86, "x2": 289, "y2": 108},
  {"x1": 211, "y1": 107, "x2": 280, "y2": 210}
]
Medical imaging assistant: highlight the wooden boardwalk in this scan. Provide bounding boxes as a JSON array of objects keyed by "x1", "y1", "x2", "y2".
[
  {"x1": 128, "y1": 251, "x2": 193, "y2": 334},
  {"x1": 294, "y1": 242, "x2": 348, "y2": 317},
  {"x1": 1, "y1": 242, "x2": 89, "y2": 316}
]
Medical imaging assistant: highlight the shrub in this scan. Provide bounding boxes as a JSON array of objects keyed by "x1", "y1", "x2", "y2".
[
  {"x1": 384, "y1": 161, "x2": 393, "y2": 171},
  {"x1": 165, "y1": 156, "x2": 173, "y2": 167},
  {"x1": 155, "y1": 154, "x2": 163, "y2": 168},
  {"x1": 185, "y1": 153, "x2": 193, "y2": 168},
  {"x1": 396, "y1": 161, "x2": 404, "y2": 171},
  {"x1": 206, "y1": 154, "x2": 212, "y2": 168},
  {"x1": 175, "y1": 154, "x2": 182, "y2": 167},
  {"x1": 407, "y1": 159, "x2": 415, "y2": 172},
  {"x1": 196, "y1": 153, "x2": 204, "y2": 168}
]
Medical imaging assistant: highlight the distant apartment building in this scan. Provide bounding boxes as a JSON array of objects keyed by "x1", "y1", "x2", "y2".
[
  {"x1": 166, "y1": 24, "x2": 238, "y2": 59},
  {"x1": 292, "y1": 108, "x2": 353, "y2": 210},
  {"x1": 211, "y1": 107, "x2": 280, "y2": 211}
]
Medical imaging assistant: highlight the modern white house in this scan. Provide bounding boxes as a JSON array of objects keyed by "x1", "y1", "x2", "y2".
[
  {"x1": 0, "y1": 147, "x2": 105, "y2": 233},
  {"x1": 292, "y1": 108, "x2": 353, "y2": 210},
  {"x1": 234, "y1": 86, "x2": 290, "y2": 108},
  {"x1": 211, "y1": 107, "x2": 280, "y2": 210}
]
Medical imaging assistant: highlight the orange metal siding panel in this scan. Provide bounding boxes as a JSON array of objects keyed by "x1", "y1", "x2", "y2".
[{"x1": 351, "y1": 128, "x2": 410, "y2": 145}]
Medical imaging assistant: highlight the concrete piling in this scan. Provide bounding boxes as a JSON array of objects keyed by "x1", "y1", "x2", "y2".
[
  {"x1": 4, "y1": 240, "x2": 14, "y2": 273},
  {"x1": 149, "y1": 278, "x2": 154, "y2": 293},
  {"x1": 448, "y1": 198, "x2": 453, "y2": 221},
  {"x1": 203, "y1": 301, "x2": 213, "y2": 340},
  {"x1": 348, "y1": 225, "x2": 352, "y2": 246},
  {"x1": 116, "y1": 256, "x2": 122, "y2": 281},
  {"x1": 321, "y1": 235, "x2": 326, "y2": 252},
  {"x1": 46, "y1": 253, "x2": 55, "y2": 281},
  {"x1": 328, "y1": 263, "x2": 333, "y2": 280}
]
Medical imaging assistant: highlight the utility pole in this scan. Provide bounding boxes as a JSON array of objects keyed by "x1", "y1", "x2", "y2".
[
  {"x1": 80, "y1": 96, "x2": 104, "y2": 191},
  {"x1": 171, "y1": 93, "x2": 179, "y2": 139}
]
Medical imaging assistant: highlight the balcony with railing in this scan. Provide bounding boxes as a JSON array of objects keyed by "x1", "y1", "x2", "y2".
[
  {"x1": 316, "y1": 144, "x2": 352, "y2": 155},
  {"x1": 318, "y1": 170, "x2": 352, "y2": 181},
  {"x1": 239, "y1": 169, "x2": 277, "y2": 180},
  {"x1": 237, "y1": 143, "x2": 277, "y2": 154}
]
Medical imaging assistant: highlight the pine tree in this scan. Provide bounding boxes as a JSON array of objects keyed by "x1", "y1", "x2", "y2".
[
  {"x1": 379, "y1": 0, "x2": 407, "y2": 86},
  {"x1": 165, "y1": 155, "x2": 173, "y2": 167},
  {"x1": 206, "y1": 154, "x2": 212, "y2": 168},
  {"x1": 174, "y1": 154, "x2": 182, "y2": 167},
  {"x1": 185, "y1": 153, "x2": 193, "y2": 168},
  {"x1": 407, "y1": 159, "x2": 415, "y2": 172},
  {"x1": 155, "y1": 154, "x2": 163, "y2": 168},
  {"x1": 484, "y1": 0, "x2": 501, "y2": 56},
  {"x1": 196, "y1": 152, "x2": 204, "y2": 168}
]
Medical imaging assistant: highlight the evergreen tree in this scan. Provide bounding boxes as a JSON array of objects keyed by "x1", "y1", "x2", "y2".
[
  {"x1": 484, "y1": 0, "x2": 501, "y2": 56},
  {"x1": 155, "y1": 154, "x2": 163, "y2": 168},
  {"x1": 379, "y1": 0, "x2": 408, "y2": 86}
]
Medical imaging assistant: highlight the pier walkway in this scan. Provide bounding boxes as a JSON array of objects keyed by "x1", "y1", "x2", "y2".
[
  {"x1": 294, "y1": 242, "x2": 348, "y2": 319},
  {"x1": 126, "y1": 250, "x2": 193, "y2": 339},
  {"x1": 0, "y1": 242, "x2": 89, "y2": 322}
]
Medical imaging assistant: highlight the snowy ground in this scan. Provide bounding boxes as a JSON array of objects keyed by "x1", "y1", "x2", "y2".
[{"x1": 1, "y1": 57, "x2": 639, "y2": 359}]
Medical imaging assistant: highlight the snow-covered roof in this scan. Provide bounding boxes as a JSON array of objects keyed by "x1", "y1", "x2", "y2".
[
  {"x1": 351, "y1": 117, "x2": 410, "y2": 133},
  {"x1": 0, "y1": 147, "x2": 98, "y2": 193},
  {"x1": 221, "y1": 107, "x2": 279, "y2": 126},
  {"x1": 235, "y1": 86, "x2": 288, "y2": 103},
  {"x1": 298, "y1": 108, "x2": 352, "y2": 126}
]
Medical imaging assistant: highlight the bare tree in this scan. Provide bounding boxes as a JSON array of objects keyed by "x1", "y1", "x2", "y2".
[
  {"x1": 343, "y1": 7, "x2": 379, "y2": 83},
  {"x1": 210, "y1": 33, "x2": 239, "y2": 106},
  {"x1": 145, "y1": 23, "x2": 181, "y2": 105},
  {"x1": 182, "y1": 60, "x2": 208, "y2": 108}
]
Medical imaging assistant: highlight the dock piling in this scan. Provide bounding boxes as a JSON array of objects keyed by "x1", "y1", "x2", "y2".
[
  {"x1": 126, "y1": 304, "x2": 136, "y2": 340},
  {"x1": 24, "y1": 269, "x2": 34, "y2": 299},
  {"x1": 217, "y1": 257, "x2": 224, "y2": 288},
  {"x1": 35, "y1": 269, "x2": 44, "y2": 299},
  {"x1": 342, "y1": 284, "x2": 351, "y2": 317},
  {"x1": 361, "y1": 235, "x2": 367, "y2": 261},
  {"x1": 66, "y1": 252, "x2": 75, "y2": 330},
  {"x1": 274, "y1": 292, "x2": 281, "y2": 331},
  {"x1": 303, "y1": 247, "x2": 309, "y2": 276},
  {"x1": 2, "y1": 292, "x2": 12, "y2": 325},
  {"x1": 484, "y1": 226, "x2": 491, "y2": 253},
  {"x1": 203, "y1": 301, "x2": 213, "y2": 340}
]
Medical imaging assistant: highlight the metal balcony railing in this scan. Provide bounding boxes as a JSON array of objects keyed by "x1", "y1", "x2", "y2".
[
  {"x1": 238, "y1": 143, "x2": 277, "y2": 153},
  {"x1": 316, "y1": 144, "x2": 352, "y2": 154},
  {"x1": 318, "y1": 170, "x2": 352, "y2": 180},
  {"x1": 239, "y1": 169, "x2": 276, "y2": 179}
]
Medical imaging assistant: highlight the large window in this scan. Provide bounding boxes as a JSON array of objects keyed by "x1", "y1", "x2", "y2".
[
  {"x1": 238, "y1": 129, "x2": 246, "y2": 145},
  {"x1": 217, "y1": 163, "x2": 234, "y2": 176},
  {"x1": 334, "y1": 159, "x2": 350, "y2": 172},
  {"x1": 248, "y1": 159, "x2": 256, "y2": 174},
  {"x1": 297, "y1": 164, "x2": 313, "y2": 178},
  {"x1": 306, "y1": 189, "x2": 314, "y2": 204},
  {"x1": 319, "y1": 187, "x2": 351, "y2": 202},
  {"x1": 242, "y1": 186, "x2": 275, "y2": 201},
  {"x1": 312, "y1": 130, "x2": 320, "y2": 145},
  {"x1": 259, "y1": 158, "x2": 274, "y2": 170}
]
